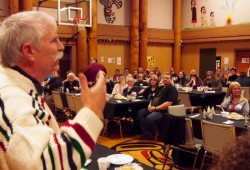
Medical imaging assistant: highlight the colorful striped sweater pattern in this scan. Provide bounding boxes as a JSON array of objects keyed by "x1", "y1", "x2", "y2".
[{"x1": 0, "y1": 66, "x2": 103, "y2": 170}]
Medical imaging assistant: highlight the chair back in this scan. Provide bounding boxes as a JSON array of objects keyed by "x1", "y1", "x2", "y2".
[
  {"x1": 65, "y1": 93, "x2": 76, "y2": 112},
  {"x1": 72, "y1": 96, "x2": 83, "y2": 112},
  {"x1": 241, "y1": 87, "x2": 249, "y2": 98},
  {"x1": 201, "y1": 120, "x2": 236, "y2": 155},
  {"x1": 222, "y1": 87, "x2": 228, "y2": 93},
  {"x1": 178, "y1": 92, "x2": 192, "y2": 106},
  {"x1": 52, "y1": 91, "x2": 64, "y2": 110},
  {"x1": 168, "y1": 104, "x2": 186, "y2": 116}
]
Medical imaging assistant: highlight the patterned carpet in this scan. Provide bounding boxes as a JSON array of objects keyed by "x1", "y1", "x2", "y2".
[{"x1": 110, "y1": 138, "x2": 180, "y2": 170}]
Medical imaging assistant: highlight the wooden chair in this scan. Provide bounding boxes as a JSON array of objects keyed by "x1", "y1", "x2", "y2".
[
  {"x1": 65, "y1": 93, "x2": 77, "y2": 119},
  {"x1": 178, "y1": 91, "x2": 201, "y2": 113},
  {"x1": 200, "y1": 120, "x2": 236, "y2": 169},
  {"x1": 162, "y1": 118, "x2": 203, "y2": 170},
  {"x1": 72, "y1": 96, "x2": 83, "y2": 112},
  {"x1": 168, "y1": 104, "x2": 186, "y2": 116},
  {"x1": 51, "y1": 91, "x2": 69, "y2": 122},
  {"x1": 65, "y1": 93, "x2": 76, "y2": 112},
  {"x1": 241, "y1": 87, "x2": 250, "y2": 98}
]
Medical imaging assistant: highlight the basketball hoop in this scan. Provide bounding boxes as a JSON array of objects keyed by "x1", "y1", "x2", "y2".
[{"x1": 73, "y1": 16, "x2": 88, "y2": 32}]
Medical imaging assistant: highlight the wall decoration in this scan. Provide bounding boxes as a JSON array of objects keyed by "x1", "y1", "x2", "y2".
[
  {"x1": 210, "y1": 11, "x2": 216, "y2": 26},
  {"x1": 99, "y1": 0, "x2": 123, "y2": 23},
  {"x1": 191, "y1": 0, "x2": 197, "y2": 28},
  {"x1": 200, "y1": 6, "x2": 208, "y2": 27},
  {"x1": 221, "y1": 0, "x2": 238, "y2": 25},
  {"x1": 182, "y1": 0, "x2": 250, "y2": 30},
  {"x1": 147, "y1": 56, "x2": 155, "y2": 68},
  {"x1": 241, "y1": 58, "x2": 249, "y2": 63},
  {"x1": 108, "y1": 58, "x2": 115, "y2": 63},
  {"x1": 117, "y1": 57, "x2": 121, "y2": 65}
]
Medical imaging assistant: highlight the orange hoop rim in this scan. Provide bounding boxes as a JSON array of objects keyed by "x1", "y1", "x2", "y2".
[{"x1": 73, "y1": 16, "x2": 88, "y2": 24}]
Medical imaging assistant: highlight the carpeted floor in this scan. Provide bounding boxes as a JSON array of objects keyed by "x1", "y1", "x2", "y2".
[{"x1": 108, "y1": 138, "x2": 179, "y2": 170}]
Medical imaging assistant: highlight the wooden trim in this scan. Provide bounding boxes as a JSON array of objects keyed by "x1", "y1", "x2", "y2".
[
  {"x1": 182, "y1": 24, "x2": 250, "y2": 43},
  {"x1": 148, "y1": 29, "x2": 174, "y2": 43},
  {"x1": 97, "y1": 24, "x2": 130, "y2": 41},
  {"x1": 97, "y1": 24, "x2": 174, "y2": 43}
]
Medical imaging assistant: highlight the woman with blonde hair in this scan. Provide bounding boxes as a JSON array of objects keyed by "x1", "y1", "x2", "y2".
[{"x1": 221, "y1": 82, "x2": 249, "y2": 115}]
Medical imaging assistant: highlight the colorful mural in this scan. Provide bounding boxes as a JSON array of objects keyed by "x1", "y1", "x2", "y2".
[
  {"x1": 182, "y1": 0, "x2": 250, "y2": 30},
  {"x1": 99, "y1": 0, "x2": 123, "y2": 24}
]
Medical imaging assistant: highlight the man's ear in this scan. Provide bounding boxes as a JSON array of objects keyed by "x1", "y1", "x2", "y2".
[{"x1": 22, "y1": 43, "x2": 35, "y2": 62}]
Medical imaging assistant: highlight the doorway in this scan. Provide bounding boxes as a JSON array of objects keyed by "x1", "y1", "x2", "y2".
[
  {"x1": 235, "y1": 50, "x2": 250, "y2": 74},
  {"x1": 199, "y1": 48, "x2": 216, "y2": 80},
  {"x1": 59, "y1": 46, "x2": 71, "y2": 80}
]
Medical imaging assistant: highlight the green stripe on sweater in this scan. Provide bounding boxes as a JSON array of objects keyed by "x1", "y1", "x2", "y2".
[{"x1": 71, "y1": 138, "x2": 86, "y2": 168}]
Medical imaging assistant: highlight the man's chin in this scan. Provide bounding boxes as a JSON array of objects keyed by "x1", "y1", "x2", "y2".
[{"x1": 53, "y1": 63, "x2": 60, "y2": 72}]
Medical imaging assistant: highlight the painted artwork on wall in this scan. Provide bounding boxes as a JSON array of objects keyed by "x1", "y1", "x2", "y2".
[
  {"x1": 147, "y1": 56, "x2": 155, "y2": 68},
  {"x1": 183, "y1": 0, "x2": 250, "y2": 30},
  {"x1": 99, "y1": 0, "x2": 123, "y2": 23}
]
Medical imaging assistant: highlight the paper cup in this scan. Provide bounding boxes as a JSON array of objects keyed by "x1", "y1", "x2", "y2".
[
  {"x1": 97, "y1": 157, "x2": 110, "y2": 170},
  {"x1": 221, "y1": 111, "x2": 230, "y2": 118}
]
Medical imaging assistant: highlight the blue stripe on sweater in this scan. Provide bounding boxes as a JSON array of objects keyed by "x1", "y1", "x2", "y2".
[
  {"x1": 41, "y1": 154, "x2": 47, "y2": 170},
  {"x1": 61, "y1": 133, "x2": 77, "y2": 170},
  {"x1": 0, "y1": 97, "x2": 13, "y2": 134}
]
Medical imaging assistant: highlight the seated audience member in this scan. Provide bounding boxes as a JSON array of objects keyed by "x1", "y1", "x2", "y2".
[
  {"x1": 112, "y1": 74, "x2": 128, "y2": 95},
  {"x1": 221, "y1": 82, "x2": 249, "y2": 115},
  {"x1": 236, "y1": 72, "x2": 250, "y2": 87},
  {"x1": 174, "y1": 71, "x2": 188, "y2": 87},
  {"x1": 215, "y1": 68, "x2": 222, "y2": 79},
  {"x1": 202, "y1": 71, "x2": 222, "y2": 91},
  {"x1": 124, "y1": 67, "x2": 132, "y2": 79},
  {"x1": 144, "y1": 69, "x2": 151, "y2": 81},
  {"x1": 134, "y1": 73, "x2": 148, "y2": 87},
  {"x1": 113, "y1": 68, "x2": 120, "y2": 81},
  {"x1": 136, "y1": 72, "x2": 178, "y2": 140},
  {"x1": 0, "y1": 11, "x2": 106, "y2": 169},
  {"x1": 44, "y1": 71, "x2": 63, "y2": 111},
  {"x1": 133, "y1": 69, "x2": 139, "y2": 79},
  {"x1": 186, "y1": 74, "x2": 202, "y2": 89},
  {"x1": 44, "y1": 71, "x2": 63, "y2": 95},
  {"x1": 213, "y1": 132, "x2": 250, "y2": 170},
  {"x1": 186, "y1": 69, "x2": 202, "y2": 82},
  {"x1": 221, "y1": 71, "x2": 229, "y2": 87},
  {"x1": 170, "y1": 67, "x2": 178, "y2": 80},
  {"x1": 138, "y1": 67, "x2": 144, "y2": 75},
  {"x1": 227, "y1": 68, "x2": 239, "y2": 82},
  {"x1": 138, "y1": 74, "x2": 161, "y2": 100},
  {"x1": 83, "y1": 57, "x2": 107, "y2": 87},
  {"x1": 154, "y1": 67, "x2": 162, "y2": 80},
  {"x1": 63, "y1": 72, "x2": 80, "y2": 93},
  {"x1": 123, "y1": 77, "x2": 142, "y2": 97}
]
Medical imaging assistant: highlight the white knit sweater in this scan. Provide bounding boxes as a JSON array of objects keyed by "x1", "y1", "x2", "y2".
[{"x1": 0, "y1": 66, "x2": 103, "y2": 170}]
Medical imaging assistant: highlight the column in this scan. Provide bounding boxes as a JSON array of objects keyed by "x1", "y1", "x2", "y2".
[
  {"x1": 21, "y1": 0, "x2": 32, "y2": 11},
  {"x1": 77, "y1": 30, "x2": 88, "y2": 72},
  {"x1": 173, "y1": 0, "x2": 182, "y2": 72},
  {"x1": 8, "y1": 0, "x2": 19, "y2": 15},
  {"x1": 130, "y1": 0, "x2": 140, "y2": 72},
  {"x1": 88, "y1": 0, "x2": 98, "y2": 61},
  {"x1": 139, "y1": 0, "x2": 148, "y2": 70}
]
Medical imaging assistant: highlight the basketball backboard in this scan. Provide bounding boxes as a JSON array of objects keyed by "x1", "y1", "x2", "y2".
[{"x1": 58, "y1": 0, "x2": 92, "y2": 27}]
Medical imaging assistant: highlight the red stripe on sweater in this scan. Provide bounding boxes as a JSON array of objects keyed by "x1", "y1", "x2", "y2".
[
  {"x1": 63, "y1": 121, "x2": 95, "y2": 151},
  {"x1": 0, "y1": 141, "x2": 6, "y2": 152},
  {"x1": 53, "y1": 134, "x2": 64, "y2": 170}
]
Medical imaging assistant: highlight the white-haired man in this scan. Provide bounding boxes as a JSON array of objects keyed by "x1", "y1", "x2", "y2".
[{"x1": 0, "y1": 11, "x2": 106, "y2": 169}]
